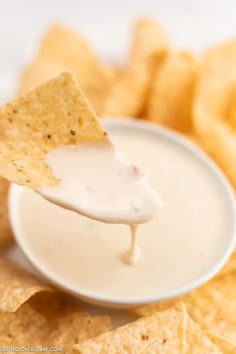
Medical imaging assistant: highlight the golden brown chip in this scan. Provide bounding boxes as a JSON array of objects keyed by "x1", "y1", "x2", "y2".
[
  {"x1": 0, "y1": 72, "x2": 107, "y2": 188},
  {"x1": 103, "y1": 64, "x2": 150, "y2": 117},
  {"x1": 103, "y1": 18, "x2": 169, "y2": 118},
  {"x1": 0, "y1": 303, "x2": 49, "y2": 346},
  {"x1": 193, "y1": 39, "x2": 236, "y2": 188},
  {"x1": 73, "y1": 304, "x2": 187, "y2": 353},
  {"x1": 207, "y1": 320, "x2": 236, "y2": 345},
  {"x1": 205, "y1": 331, "x2": 236, "y2": 353},
  {"x1": 226, "y1": 83, "x2": 236, "y2": 129},
  {"x1": 0, "y1": 257, "x2": 52, "y2": 312},
  {"x1": 185, "y1": 316, "x2": 222, "y2": 353},
  {"x1": 0, "y1": 177, "x2": 13, "y2": 247},
  {"x1": 134, "y1": 271, "x2": 236, "y2": 330},
  {"x1": 0, "y1": 293, "x2": 112, "y2": 352},
  {"x1": 18, "y1": 24, "x2": 113, "y2": 114},
  {"x1": 29, "y1": 292, "x2": 112, "y2": 351},
  {"x1": 128, "y1": 18, "x2": 170, "y2": 66},
  {"x1": 50, "y1": 313, "x2": 112, "y2": 353},
  {"x1": 148, "y1": 51, "x2": 198, "y2": 132}
]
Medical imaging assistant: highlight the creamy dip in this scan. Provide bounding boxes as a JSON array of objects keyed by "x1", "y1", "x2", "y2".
[
  {"x1": 39, "y1": 142, "x2": 160, "y2": 225},
  {"x1": 15, "y1": 123, "x2": 233, "y2": 300}
]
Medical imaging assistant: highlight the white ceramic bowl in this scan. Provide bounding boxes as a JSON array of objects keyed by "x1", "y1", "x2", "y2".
[{"x1": 9, "y1": 119, "x2": 236, "y2": 308}]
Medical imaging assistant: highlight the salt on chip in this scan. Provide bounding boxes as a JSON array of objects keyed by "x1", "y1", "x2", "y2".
[
  {"x1": 148, "y1": 51, "x2": 198, "y2": 132},
  {"x1": 0, "y1": 257, "x2": 52, "y2": 312},
  {"x1": 73, "y1": 304, "x2": 187, "y2": 353},
  {"x1": 206, "y1": 331, "x2": 236, "y2": 353},
  {"x1": 193, "y1": 39, "x2": 236, "y2": 188},
  {"x1": 0, "y1": 177, "x2": 13, "y2": 247},
  {"x1": 18, "y1": 24, "x2": 113, "y2": 114},
  {"x1": 0, "y1": 72, "x2": 107, "y2": 188}
]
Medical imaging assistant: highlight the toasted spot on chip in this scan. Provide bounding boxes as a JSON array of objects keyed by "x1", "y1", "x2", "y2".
[
  {"x1": 148, "y1": 51, "x2": 198, "y2": 132},
  {"x1": 0, "y1": 258, "x2": 52, "y2": 312},
  {"x1": 18, "y1": 24, "x2": 114, "y2": 114},
  {"x1": 0, "y1": 72, "x2": 107, "y2": 188},
  {"x1": 0, "y1": 177, "x2": 13, "y2": 247},
  {"x1": 73, "y1": 304, "x2": 187, "y2": 353}
]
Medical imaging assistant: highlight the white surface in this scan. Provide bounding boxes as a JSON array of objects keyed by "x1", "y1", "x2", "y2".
[{"x1": 0, "y1": 0, "x2": 236, "y2": 103}]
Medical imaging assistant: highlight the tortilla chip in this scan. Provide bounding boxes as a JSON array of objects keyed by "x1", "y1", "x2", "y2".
[
  {"x1": 148, "y1": 51, "x2": 198, "y2": 132},
  {"x1": 128, "y1": 18, "x2": 170, "y2": 66},
  {"x1": 207, "y1": 320, "x2": 236, "y2": 345},
  {"x1": 185, "y1": 317, "x2": 222, "y2": 353},
  {"x1": 0, "y1": 72, "x2": 107, "y2": 188},
  {"x1": 0, "y1": 257, "x2": 52, "y2": 312},
  {"x1": 103, "y1": 18, "x2": 169, "y2": 118},
  {"x1": 193, "y1": 39, "x2": 236, "y2": 188},
  {"x1": 134, "y1": 271, "x2": 236, "y2": 330},
  {"x1": 103, "y1": 64, "x2": 150, "y2": 117},
  {"x1": 0, "y1": 303, "x2": 49, "y2": 346},
  {"x1": 50, "y1": 313, "x2": 112, "y2": 353},
  {"x1": 0, "y1": 292, "x2": 112, "y2": 352},
  {"x1": 0, "y1": 177, "x2": 13, "y2": 247},
  {"x1": 18, "y1": 24, "x2": 113, "y2": 114},
  {"x1": 226, "y1": 83, "x2": 236, "y2": 129},
  {"x1": 206, "y1": 331, "x2": 236, "y2": 353},
  {"x1": 73, "y1": 304, "x2": 187, "y2": 353}
]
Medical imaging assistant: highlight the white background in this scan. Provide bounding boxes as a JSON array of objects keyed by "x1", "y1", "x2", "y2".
[{"x1": 0, "y1": 0, "x2": 236, "y2": 103}]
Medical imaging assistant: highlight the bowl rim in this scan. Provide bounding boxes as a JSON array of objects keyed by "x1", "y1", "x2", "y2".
[{"x1": 8, "y1": 118, "x2": 236, "y2": 307}]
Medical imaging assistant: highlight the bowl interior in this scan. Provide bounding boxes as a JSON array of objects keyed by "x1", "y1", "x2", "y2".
[{"x1": 8, "y1": 119, "x2": 236, "y2": 308}]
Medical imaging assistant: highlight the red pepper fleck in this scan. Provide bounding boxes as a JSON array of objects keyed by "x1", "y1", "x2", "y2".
[
  {"x1": 70, "y1": 130, "x2": 76, "y2": 136},
  {"x1": 132, "y1": 165, "x2": 142, "y2": 176},
  {"x1": 47, "y1": 135, "x2": 51, "y2": 139}
]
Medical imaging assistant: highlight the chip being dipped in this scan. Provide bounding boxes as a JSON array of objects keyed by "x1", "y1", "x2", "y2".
[{"x1": 0, "y1": 72, "x2": 160, "y2": 225}]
